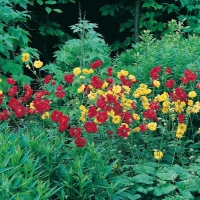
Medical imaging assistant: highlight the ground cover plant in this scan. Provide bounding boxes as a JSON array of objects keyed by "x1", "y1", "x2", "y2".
[{"x1": 0, "y1": 14, "x2": 200, "y2": 200}]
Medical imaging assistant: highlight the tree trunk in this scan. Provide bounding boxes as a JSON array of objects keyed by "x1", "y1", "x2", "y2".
[{"x1": 134, "y1": 0, "x2": 140, "y2": 43}]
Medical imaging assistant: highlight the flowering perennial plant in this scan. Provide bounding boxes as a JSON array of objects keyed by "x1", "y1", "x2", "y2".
[{"x1": 1, "y1": 56, "x2": 200, "y2": 155}]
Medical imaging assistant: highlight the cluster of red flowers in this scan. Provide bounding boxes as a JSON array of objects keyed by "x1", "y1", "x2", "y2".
[
  {"x1": 180, "y1": 69, "x2": 197, "y2": 84},
  {"x1": 150, "y1": 66, "x2": 161, "y2": 80},
  {"x1": 169, "y1": 87, "x2": 188, "y2": 102},
  {"x1": 51, "y1": 110, "x2": 69, "y2": 131},
  {"x1": 64, "y1": 74, "x2": 74, "y2": 84},
  {"x1": 55, "y1": 85, "x2": 65, "y2": 98},
  {"x1": 90, "y1": 60, "x2": 103, "y2": 69},
  {"x1": 165, "y1": 79, "x2": 175, "y2": 89},
  {"x1": 90, "y1": 75, "x2": 103, "y2": 89}
]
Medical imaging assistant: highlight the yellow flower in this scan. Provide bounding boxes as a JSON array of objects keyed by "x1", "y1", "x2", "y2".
[
  {"x1": 107, "y1": 110, "x2": 115, "y2": 117},
  {"x1": 128, "y1": 74, "x2": 136, "y2": 82},
  {"x1": 159, "y1": 92, "x2": 168, "y2": 102},
  {"x1": 187, "y1": 100, "x2": 193, "y2": 106},
  {"x1": 78, "y1": 84, "x2": 85, "y2": 93},
  {"x1": 112, "y1": 115, "x2": 121, "y2": 124},
  {"x1": 122, "y1": 85, "x2": 130, "y2": 94},
  {"x1": 154, "y1": 150, "x2": 163, "y2": 160},
  {"x1": 33, "y1": 60, "x2": 43, "y2": 68},
  {"x1": 88, "y1": 92, "x2": 97, "y2": 100},
  {"x1": 147, "y1": 122, "x2": 157, "y2": 131},
  {"x1": 117, "y1": 70, "x2": 129, "y2": 78},
  {"x1": 153, "y1": 80, "x2": 160, "y2": 88},
  {"x1": 101, "y1": 82, "x2": 108, "y2": 89},
  {"x1": 0, "y1": 90, "x2": 3, "y2": 94},
  {"x1": 21, "y1": 53, "x2": 30, "y2": 62},
  {"x1": 30, "y1": 102, "x2": 35, "y2": 109},
  {"x1": 177, "y1": 123, "x2": 187, "y2": 132},
  {"x1": 73, "y1": 67, "x2": 81, "y2": 75},
  {"x1": 0, "y1": 78, "x2": 2, "y2": 83},
  {"x1": 132, "y1": 113, "x2": 140, "y2": 121},
  {"x1": 41, "y1": 112, "x2": 50, "y2": 120},
  {"x1": 188, "y1": 91, "x2": 197, "y2": 98},
  {"x1": 133, "y1": 127, "x2": 140, "y2": 132},
  {"x1": 88, "y1": 69, "x2": 94, "y2": 74},
  {"x1": 82, "y1": 69, "x2": 90, "y2": 74},
  {"x1": 112, "y1": 85, "x2": 121, "y2": 94},
  {"x1": 79, "y1": 105, "x2": 86, "y2": 111},
  {"x1": 80, "y1": 115, "x2": 86, "y2": 122}
]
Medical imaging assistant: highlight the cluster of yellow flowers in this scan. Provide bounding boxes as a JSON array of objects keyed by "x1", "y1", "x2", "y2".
[
  {"x1": 133, "y1": 84, "x2": 151, "y2": 98},
  {"x1": 21, "y1": 53, "x2": 43, "y2": 69}
]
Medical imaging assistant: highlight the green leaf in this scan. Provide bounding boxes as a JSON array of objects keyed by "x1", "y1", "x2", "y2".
[
  {"x1": 37, "y1": 0, "x2": 43, "y2": 5},
  {"x1": 154, "y1": 184, "x2": 176, "y2": 196},
  {"x1": 45, "y1": 1, "x2": 57, "y2": 4},
  {"x1": 132, "y1": 173, "x2": 154, "y2": 184},
  {"x1": 45, "y1": 7, "x2": 52, "y2": 13},
  {"x1": 53, "y1": 9, "x2": 63, "y2": 13}
]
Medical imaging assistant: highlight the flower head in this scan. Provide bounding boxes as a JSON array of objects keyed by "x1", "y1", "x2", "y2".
[{"x1": 34, "y1": 60, "x2": 43, "y2": 68}]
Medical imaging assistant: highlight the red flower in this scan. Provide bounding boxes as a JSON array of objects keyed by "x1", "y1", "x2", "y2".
[
  {"x1": 150, "y1": 66, "x2": 161, "y2": 80},
  {"x1": 143, "y1": 109, "x2": 157, "y2": 120},
  {"x1": 58, "y1": 115, "x2": 70, "y2": 125},
  {"x1": 55, "y1": 90, "x2": 65, "y2": 98},
  {"x1": 180, "y1": 76, "x2": 188, "y2": 84},
  {"x1": 8, "y1": 98, "x2": 21, "y2": 109},
  {"x1": 0, "y1": 110, "x2": 9, "y2": 121},
  {"x1": 8, "y1": 86, "x2": 18, "y2": 96},
  {"x1": 84, "y1": 121, "x2": 98, "y2": 133},
  {"x1": 118, "y1": 124, "x2": 130, "y2": 138},
  {"x1": 165, "y1": 79, "x2": 175, "y2": 89},
  {"x1": 119, "y1": 111, "x2": 134, "y2": 124},
  {"x1": 165, "y1": 67, "x2": 172, "y2": 74},
  {"x1": 6, "y1": 77, "x2": 16, "y2": 85},
  {"x1": 64, "y1": 74, "x2": 74, "y2": 84},
  {"x1": 56, "y1": 86, "x2": 63, "y2": 91},
  {"x1": 88, "y1": 106, "x2": 97, "y2": 118},
  {"x1": 178, "y1": 114, "x2": 184, "y2": 123},
  {"x1": 58, "y1": 123, "x2": 68, "y2": 132},
  {"x1": 149, "y1": 102, "x2": 159, "y2": 110},
  {"x1": 107, "y1": 67, "x2": 113, "y2": 76},
  {"x1": 90, "y1": 76, "x2": 103, "y2": 89},
  {"x1": 120, "y1": 76, "x2": 132, "y2": 87},
  {"x1": 184, "y1": 69, "x2": 197, "y2": 82},
  {"x1": 96, "y1": 111, "x2": 108, "y2": 123},
  {"x1": 96, "y1": 96, "x2": 107, "y2": 109},
  {"x1": 14, "y1": 105, "x2": 26, "y2": 118},
  {"x1": 74, "y1": 137, "x2": 86, "y2": 147},
  {"x1": 169, "y1": 87, "x2": 187, "y2": 102},
  {"x1": 90, "y1": 60, "x2": 103, "y2": 69},
  {"x1": 51, "y1": 110, "x2": 63, "y2": 122},
  {"x1": 139, "y1": 124, "x2": 147, "y2": 132},
  {"x1": 24, "y1": 88, "x2": 33, "y2": 99},
  {"x1": 69, "y1": 127, "x2": 82, "y2": 138},
  {"x1": 196, "y1": 82, "x2": 200, "y2": 90},
  {"x1": 33, "y1": 99, "x2": 50, "y2": 114},
  {"x1": 44, "y1": 75, "x2": 52, "y2": 84},
  {"x1": 106, "y1": 78, "x2": 114, "y2": 85}
]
